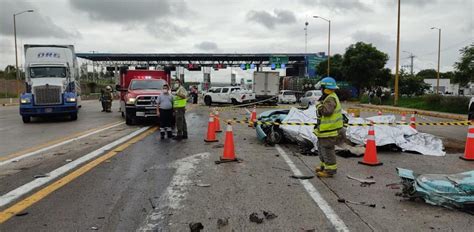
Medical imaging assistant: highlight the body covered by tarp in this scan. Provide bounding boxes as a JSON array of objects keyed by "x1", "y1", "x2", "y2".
[{"x1": 397, "y1": 168, "x2": 474, "y2": 212}]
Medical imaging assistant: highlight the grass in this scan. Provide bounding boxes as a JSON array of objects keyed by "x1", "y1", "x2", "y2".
[{"x1": 359, "y1": 94, "x2": 470, "y2": 114}]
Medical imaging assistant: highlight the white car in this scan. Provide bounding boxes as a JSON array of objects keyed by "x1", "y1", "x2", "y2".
[
  {"x1": 469, "y1": 96, "x2": 474, "y2": 120},
  {"x1": 300, "y1": 90, "x2": 323, "y2": 107},
  {"x1": 203, "y1": 86, "x2": 255, "y2": 106},
  {"x1": 278, "y1": 90, "x2": 297, "y2": 104}
]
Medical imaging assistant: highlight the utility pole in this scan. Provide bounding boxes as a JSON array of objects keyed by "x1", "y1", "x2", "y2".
[
  {"x1": 403, "y1": 51, "x2": 415, "y2": 75},
  {"x1": 304, "y1": 22, "x2": 309, "y2": 53},
  {"x1": 313, "y1": 16, "x2": 331, "y2": 76},
  {"x1": 394, "y1": 0, "x2": 401, "y2": 105},
  {"x1": 13, "y1": 10, "x2": 34, "y2": 97},
  {"x1": 431, "y1": 27, "x2": 441, "y2": 94}
]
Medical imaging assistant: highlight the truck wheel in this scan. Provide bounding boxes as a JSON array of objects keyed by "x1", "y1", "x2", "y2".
[
  {"x1": 231, "y1": 98, "x2": 239, "y2": 105},
  {"x1": 70, "y1": 113, "x2": 78, "y2": 121},
  {"x1": 204, "y1": 96, "x2": 212, "y2": 106},
  {"x1": 22, "y1": 116, "x2": 31, "y2": 123},
  {"x1": 126, "y1": 115, "x2": 134, "y2": 125}
]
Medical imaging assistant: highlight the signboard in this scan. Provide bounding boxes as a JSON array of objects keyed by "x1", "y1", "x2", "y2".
[
  {"x1": 269, "y1": 55, "x2": 289, "y2": 64},
  {"x1": 306, "y1": 55, "x2": 326, "y2": 78}
]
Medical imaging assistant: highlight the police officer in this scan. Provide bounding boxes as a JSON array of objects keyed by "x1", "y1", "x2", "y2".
[
  {"x1": 101, "y1": 86, "x2": 113, "y2": 113},
  {"x1": 314, "y1": 77, "x2": 343, "y2": 178},
  {"x1": 172, "y1": 79, "x2": 188, "y2": 140}
]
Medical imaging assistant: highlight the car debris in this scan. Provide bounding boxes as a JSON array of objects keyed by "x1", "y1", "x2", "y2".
[
  {"x1": 338, "y1": 198, "x2": 376, "y2": 208},
  {"x1": 90, "y1": 226, "x2": 98, "y2": 230},
  {"x1": 65, "y1": 159, "x2": 73, "y2": 162},
  {"x1": 290, "y1": 175, "x2": 314, "y2": 180},
  {"x1": 397, "y1": 168, "x2": 474, "y2": 213},
  {"x1": 33, "y1": 174, "x2": 49, "y2": 178},
  {"x1": 263, "y1": 210, "x2": 278, "y2": 220},
  {"x1": 196, "y1": 183, "x2": 211, "y2": 187},
  {"x1": 189, "y1": 222, "x2": 204, "y2": 232},
  {"x1": 249, "y1": 212, "x2": 264, "y2": 224},
  {"x1": 15, "y1": 212, "x2": 29, "y2": 217},
  {"x1": 347, "y1": 175, "x2": 376, "y2": 187}
]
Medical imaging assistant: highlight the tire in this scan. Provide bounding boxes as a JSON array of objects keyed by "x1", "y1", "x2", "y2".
[
  {"x1": 231, "y1": 98, "x2": 239, "y2": 105},
  {"x1": 22, "y1": 116, "x2": 31, "y2": 123},
  {"x1": 70, "y1": 113, "x2": 78, "y2": 121},
  {"x1": 204, "y1": 96, "x2": 212, "y2": 106},
  {"x1": 125, "y1": 113, "x2": 135, "y2": 125}
]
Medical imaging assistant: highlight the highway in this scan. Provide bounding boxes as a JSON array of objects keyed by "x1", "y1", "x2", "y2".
[{"x1": 0, "y1": 102, "x2": 472, "y2": 231}]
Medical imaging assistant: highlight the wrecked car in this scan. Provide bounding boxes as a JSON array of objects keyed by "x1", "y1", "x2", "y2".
[{"x1": 397, "y1": 168, "x2": 474, "y2": 213}]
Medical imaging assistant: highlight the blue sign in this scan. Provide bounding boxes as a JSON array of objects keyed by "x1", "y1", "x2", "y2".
[
  {"x1": 271, "y1": 63, "x2": 276, "y2": 70},
  {"x1": 240, "y1": 63, "x2": 246, "y2": 70},
  {"x1": 250, "y1": 64, "x2": 255, "y2": 69},
  {"x1": 281, "y1": 63, "x2": 286, "y2": 69}
]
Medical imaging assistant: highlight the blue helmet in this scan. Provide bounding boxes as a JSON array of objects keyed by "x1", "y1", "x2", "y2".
[{"x1": 320, "y1": 77, "x2": 338, "y2": 90}]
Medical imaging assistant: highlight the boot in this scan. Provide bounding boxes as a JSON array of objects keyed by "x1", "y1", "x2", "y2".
[
  {"x1": 316, "y1": 170, "x2": 334, "y2": 178},
  {"x1": 160, "y1": 132, "x2": 165, "y2": 139},
  {"x1": 315, "y1": 165, "x2": 324, "y2": 173},
  {"x1": 167, "y1": 131, "x2": 173, "y2": 138},
  {"x1": 182, "y1": 132, "x2": 188, "y2": 139}
]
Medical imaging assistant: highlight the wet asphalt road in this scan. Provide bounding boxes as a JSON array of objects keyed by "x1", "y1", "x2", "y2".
[{"x1": 0, "y1": 102, "x2": 473, "y2": 231}]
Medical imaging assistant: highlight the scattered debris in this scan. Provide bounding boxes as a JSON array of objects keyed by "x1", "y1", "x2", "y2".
[
  {"x1": 249, "y1": 212, "x2": 264, "y2": 224},
  {"x1": 338, "y1": 198, "x2": 376, "y2": 208},
  {"x1": 196, "y1": 183, "x2": 211, "y2": 187},
  {"x1": 217, "y1": 217, "x2": 229, "y2": 228},
  {"x1": 275, "y1": 154, "x2": 280, "y2": 157},
  {"x1": 386, "y1": 183, "x2": 401, "y2": 189},
  {"x1": 148, "y1": 198, "x2": 156, "y2": 209},
  {"x1": 189, "y1": 222, "x2": 204, "y2": 232},
  {"x1": 300, "y1": 229, "x2": 316, "y2": 232},
  {"x1": 90, "y1": 226, "x2": 98, "y2": 230},
  {"x1": 12, "y1": 160, "x2": 18, "y2": 163},
  {"x1": 97, "y1": 216, "x2": 105, "y2": 219},
  {"x1": 15, "y1": 212, "x2": 29, "y2": 217},
  {"x1": 347, "y1": 175, "x2": 376, "y2": 187},
  {"x1": 65, "y1": 159, "x2": 73, "y2": 162},
  {"x1": 272, "y1": 166, "x2": 290, "y2": 172},
  {"x1": 263, "y1": 210, "x2": 277, "y2": 220},
  {"x1": 33, "y1": 174, "x2": 49, "y2": 178},
  {"x1": 290, "y1": 175, "x2": 314, "y2": 180},
  {"x1": 212, "y1": 144, "x2": 224, "y2": 149}
]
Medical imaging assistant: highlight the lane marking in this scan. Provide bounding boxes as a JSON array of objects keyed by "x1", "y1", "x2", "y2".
[
  {"x1": 275, "y1": 145, "x2": 349, "y2": 232},
  {"x1": 0, "y1": 126, "x2": 156, "y2": 223},
  {"x1": 0, "y1": 121, "x2": 124, "y2": 166},
  {"x1": 139, "y1": 152, "x2": 210, "y2": 231}
]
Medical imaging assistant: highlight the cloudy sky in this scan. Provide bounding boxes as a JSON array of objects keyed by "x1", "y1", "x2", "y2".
[{"x1": 0, "y1": 0, "x2": 472, "y2": 82}]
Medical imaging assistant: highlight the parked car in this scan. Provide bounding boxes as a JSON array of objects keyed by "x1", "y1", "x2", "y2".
[
  {"x1": 278, "y1": 90, "x2": 297, "y2": 104},
  {"x1": 469, "y1": 96, "x2": 474, "y2": 120},
  {"x1": 300, "y1": 90, "x2": 323, "y2": 107}
]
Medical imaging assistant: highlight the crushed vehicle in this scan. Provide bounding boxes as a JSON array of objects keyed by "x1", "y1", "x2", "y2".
[
  {"x1": 397, "y1": 168, "x2": 474, "y2": 213},
  {"x1": 255, "y1": 106, "x2": 446, "y2": 157}
]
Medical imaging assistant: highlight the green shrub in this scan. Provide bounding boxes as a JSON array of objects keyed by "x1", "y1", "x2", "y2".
[
  {"x1": 439, "y1": 96, "x2": 470, "y2": 114},
  {"x1": 423, "y1": 94, "x2": 442, "y2": 106}
]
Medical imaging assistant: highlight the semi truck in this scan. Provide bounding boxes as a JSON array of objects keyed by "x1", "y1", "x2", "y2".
[
  {"x1": 19, "y1": 45, "x2": 81, "y2": 123},
  {"x1": 253, "y1": 71, "x2": 280, "y2": 103},
  {"x1": 117, "y1": 69, "x2": 170, "y2": 125}
]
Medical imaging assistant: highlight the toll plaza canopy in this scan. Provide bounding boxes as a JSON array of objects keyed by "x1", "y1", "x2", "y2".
[{"x1": 75, "y1": 52, "x2": 324, "y2": 67}]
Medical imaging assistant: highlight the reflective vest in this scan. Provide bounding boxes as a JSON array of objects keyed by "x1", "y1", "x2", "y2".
[{"x1": 314, "y1": 92, "x2": 343, "y2": 138}]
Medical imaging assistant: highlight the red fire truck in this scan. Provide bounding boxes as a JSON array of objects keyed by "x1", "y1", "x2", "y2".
[{"x1": 117, "y1": 69, "x2": 170, "y2": 125}]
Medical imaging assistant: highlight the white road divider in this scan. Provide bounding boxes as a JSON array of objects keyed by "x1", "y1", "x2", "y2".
[{"x1": 0, "y1": 126, "x2": 150, "y2": 208}]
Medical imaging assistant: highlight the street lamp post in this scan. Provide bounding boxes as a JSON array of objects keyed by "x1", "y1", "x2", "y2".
[
  {"x1": 394, "y1": 0, "x2": 401, "y2": 105},
  {"x1": 13, "y1": 9, "x2": 34, "y2": 97},
  {"x1": 431, "y1": 27, "x2": 441, "y2": 94},
  {"x1": 313, "y1": 16, "x2": 331, "y2": 76}
]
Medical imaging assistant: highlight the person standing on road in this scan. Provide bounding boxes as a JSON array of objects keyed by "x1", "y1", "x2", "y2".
[
  {"x1": 101, "y1": 86, "x2": 113, "y2": 113},
  {"x1": 314, "y1": 77, "x2": 343, "y2": 178},
  {"x1": 156, "y1": 84, "x2": 174, "y2": 139},
  {"x1": 172, "y1": 79, "x2": 188, "y2": 140}
]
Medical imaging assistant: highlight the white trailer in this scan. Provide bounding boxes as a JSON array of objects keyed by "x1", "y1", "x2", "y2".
[{"x1": 253, "y1": 71, "x2": 280, "y2": 103}]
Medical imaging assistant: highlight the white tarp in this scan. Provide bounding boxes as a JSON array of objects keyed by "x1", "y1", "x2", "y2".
[{"x1": 280, "y1": 106, "x2": 446, "y2": 156}]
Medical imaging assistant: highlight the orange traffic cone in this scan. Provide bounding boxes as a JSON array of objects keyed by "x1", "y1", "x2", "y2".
[
  {"x1": 359, "y1": 122, "x2": 383, "y2": 166},
  {"x1": 215, "y1": 123, "x2": 240, "y2": 164},
  {"x1": 460, "y1": 122, "x2": 474, "y2": 161},
  {"x1": 249, "y1": 105, "x2": 257, "y2": 127},
  {"x1": 401, "y1": 112, "x2": 406, "y2": 123},
  {"x1": 410, "y1": 113, "x2": 417, "y2": 129},
  {"x1": 377, "y1": 110, "x2": 382, "y2": 116},
  {"x1": 204, "y1": 113, "x2": 218, "y2": 143},
  {"x1": 214, "y1": 109, "x2": 222, "y2": 133}
]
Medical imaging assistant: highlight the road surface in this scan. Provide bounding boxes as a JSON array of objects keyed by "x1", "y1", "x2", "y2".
[{"x1": 0, "y1": 102, "x2": 472, "y2": 231}]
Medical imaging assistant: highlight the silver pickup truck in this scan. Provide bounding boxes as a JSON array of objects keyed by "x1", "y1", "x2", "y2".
[{"x1": 469, "y1": 96, "x2": 474, "y2": 120}]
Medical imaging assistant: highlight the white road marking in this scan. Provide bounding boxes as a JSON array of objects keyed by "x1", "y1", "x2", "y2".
[
  {"x1": 139, "y1": 152, "x2": 210, "y2": 231},
  {"x1": 0, "y1": 122, "x2": 125, "y2": 167},
  {"x1": 275, "y1": 145, "x2": 349, "y2": 232},
  {"x1": 0, "y1": 126, "x2": 149, "y2": 208}
]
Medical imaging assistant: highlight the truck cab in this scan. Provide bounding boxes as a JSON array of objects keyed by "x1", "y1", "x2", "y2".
[
  {"x1": 19, "y1": 45, "x2": 81, "y2": 123},
  {"x1": 118, "y1": 70, "x2": 170, "y2": 125}
]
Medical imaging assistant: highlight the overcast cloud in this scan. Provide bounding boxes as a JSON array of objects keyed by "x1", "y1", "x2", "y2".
[{"x1": 0, "y1": 0, "x2": 472, "y2": 82}]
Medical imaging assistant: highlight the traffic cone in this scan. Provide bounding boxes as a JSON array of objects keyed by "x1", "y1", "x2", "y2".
[
  {"x1": 249, "y1": 105, "x2": 257, "y2": 127},
  {"x1": 460, "y1": 122, "x2": 474, "y2": 161},
  {"x1": 214, "y1": 109, "x2": 222, "y2": 133},
  {"x1": 215, "y1": 123, "x2": 240, "y2": 164},
  {"x1": 401, "y1": 112, "x2": 406, "y2": 123},
  {"x1": 359, "y1": 122, "x2": 383, "y2": 166},
  {"x1": 377, "y1": 110, "x2": 382, "y2": 116},
  {"x1": 204, "y1": 113, "x2": 218, "y2": 143},
  {"x1": 410, "y1": 113, "x2": 417, "y2": 129}
]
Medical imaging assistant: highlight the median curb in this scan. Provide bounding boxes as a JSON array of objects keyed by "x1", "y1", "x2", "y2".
[{"x1": 357, "y1": 104, "x2": 468, "y2": 121}]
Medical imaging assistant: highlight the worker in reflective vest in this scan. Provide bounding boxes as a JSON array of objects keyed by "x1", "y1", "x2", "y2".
[
  {"x1": 314, "y1": 77, "x2": 343, "y2": 178},
  {"x1": 173, "y1": 79, "x2": 188, "y2": 140}
]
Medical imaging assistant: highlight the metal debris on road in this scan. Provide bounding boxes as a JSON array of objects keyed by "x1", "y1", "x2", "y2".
[
  {"x1": 337, "y1": 198, "x2": 376, "y2": 208},
  {"x1": 33, "y1": 174, "x2": 49, "y2": 178},
  {"x1": 65, "y1": 159, "x2": 73, "y2": 162},
  {"x1": 212, "y1": 144, "x2": 224, "y2": 148},
  {"x1": 15, "y1": 212, "x2": 29, "y2": 217},
  {"x1": 196, "y1": 183, "x2": 211, "y2": 187},
  {"x1": 263, "y1": 210, "x2": 278, "y2": 220},
  {"x1": 290, "y1": 175, "x2": 315, "y2": 180},
  {"x1": 249, "y1": 212, "x2": 264, "y2": 224},
  {"x1": 189, "y1": 222, "x2": 204, "y2": 232},
  {"x1": 90, "y1": 226, "x2": 98, "y2": 230},
  {"x1": 347, "y1": 175, "x2": 376, "y2": 187}
]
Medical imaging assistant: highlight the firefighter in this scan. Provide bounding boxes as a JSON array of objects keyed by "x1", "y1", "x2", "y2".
[
  {"x1": 172, "y1": 79, "x2": 188, "y2": 140},
  {"x1": 314, "y1": 77, "x2": 343, "y2": 178},
  {"x1": 101, "y1": 86, "x2": 113, "y2": 113}
]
